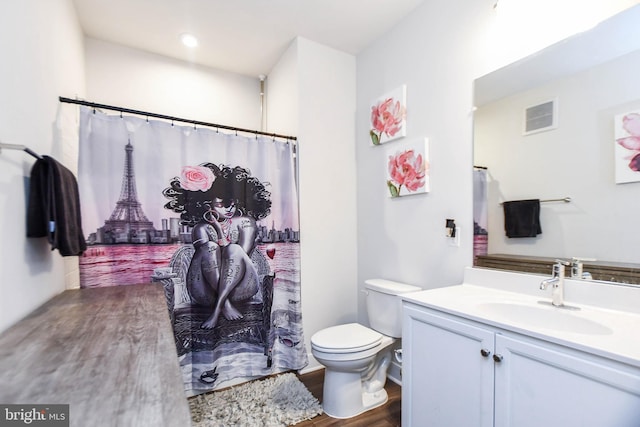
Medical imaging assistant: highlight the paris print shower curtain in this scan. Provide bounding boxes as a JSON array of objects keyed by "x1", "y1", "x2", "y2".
[
  {"x1": 473, "y1": 168, "x2": 488, "y2": 261},
  {"x1": 77, "y1": 106, "x2": 307, "y2": 394}
]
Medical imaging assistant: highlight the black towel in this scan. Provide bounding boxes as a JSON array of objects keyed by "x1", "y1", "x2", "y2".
[
  {"x1": 503, "y1": 199, "x2": 542, "y2": 238},
  {"x1": 27, "y1": 155, "x2": 87, "y2": 256}
]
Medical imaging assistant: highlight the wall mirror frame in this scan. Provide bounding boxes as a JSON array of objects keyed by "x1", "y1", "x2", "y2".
[{"x1": 472, "y1": 5, "x2": 640, "y2": 285}]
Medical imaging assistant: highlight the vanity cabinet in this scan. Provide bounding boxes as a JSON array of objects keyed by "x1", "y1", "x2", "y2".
[{"x1": 402, "y1": 302, "x2": 640, "y2": 427}]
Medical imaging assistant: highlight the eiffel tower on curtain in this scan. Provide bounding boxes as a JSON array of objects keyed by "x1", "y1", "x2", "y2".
[{"x1": 100, "y1": 140, "x2": 156, "y2": 243}]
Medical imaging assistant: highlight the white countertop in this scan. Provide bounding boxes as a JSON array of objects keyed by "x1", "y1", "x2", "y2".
[{"x1": 403, "y1": 267, "x2": 640, "y2": 368}]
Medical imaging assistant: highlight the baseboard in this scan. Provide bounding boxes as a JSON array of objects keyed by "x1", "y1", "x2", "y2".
[
  {"x1": 298, "y1": 351, "x2": 322, "y2": 375},
  {"x1": 387, "y1": 360, "x2": 402, "y2": 386},
  {"x1": 298, "y1": 354, "x2": 323, "y2": 375}
]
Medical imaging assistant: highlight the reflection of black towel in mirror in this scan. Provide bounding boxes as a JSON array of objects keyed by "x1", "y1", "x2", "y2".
[{"x1": 503, "y1": 199, "x2": 542, "y2": 238}]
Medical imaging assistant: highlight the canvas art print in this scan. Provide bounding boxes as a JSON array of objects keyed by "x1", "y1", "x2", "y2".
[
  {"x1": 614, "y1": 110, "x2": 640, "y2": 184},
  {"x1": 386, "y1": 138, "x2": 429, "y2": 197},
  {"x1": 370, "y1": 85, "x2": 407, "y2": 145}
]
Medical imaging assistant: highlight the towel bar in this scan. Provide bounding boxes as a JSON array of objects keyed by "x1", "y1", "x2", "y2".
[
  {"x1": 500, "y1": 197, "x2": 571, "y2": 205},
  {"x1": 0, "y1": 142, "x2": 42, "y2": 159}
]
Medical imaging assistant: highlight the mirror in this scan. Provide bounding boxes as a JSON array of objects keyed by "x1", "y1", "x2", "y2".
[{"x1": 472, "y1": 5, "x2": 640, "y2": 284}]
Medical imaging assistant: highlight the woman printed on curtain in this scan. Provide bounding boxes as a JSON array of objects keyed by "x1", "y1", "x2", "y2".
[{"x1": 163, "y1": 162, "x2": 271, "y2": 329}]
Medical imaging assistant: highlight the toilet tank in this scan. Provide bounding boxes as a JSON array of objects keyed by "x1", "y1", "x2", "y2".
[{"x1": 364, "y1": 279, "x2": 421, "y2": 338}]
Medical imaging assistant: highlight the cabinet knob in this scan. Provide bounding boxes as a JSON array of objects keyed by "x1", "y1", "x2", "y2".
[
  {"x1": 480, "y1": 348, "x2": 491, "y2": 357},
  {"x1": 493, "y1": 354, "x2": 503, "y2": 363}
]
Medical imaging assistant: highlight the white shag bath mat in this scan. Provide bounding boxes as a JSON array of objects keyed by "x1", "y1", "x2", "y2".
[{"x1": 188, "y1": 373, "x2": 323, "y2": 426}]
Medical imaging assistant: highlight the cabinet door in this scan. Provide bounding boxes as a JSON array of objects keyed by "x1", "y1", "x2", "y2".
[
  {"x1": 403, "y1": 304, "x2": 495, "y2": 427},
  {"x1": 495, "y1": 334, "x2": 640, "y2": 427}
]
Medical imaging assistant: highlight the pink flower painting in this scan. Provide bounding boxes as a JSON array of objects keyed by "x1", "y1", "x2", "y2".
[
  {"x1": 386, "y1": 138, "x2": 430, "y2": 197},
  {"x1": 370, "y1": 85, "x2": 407, "y2": 145},
  {"x1": 614, "y1": 111, "x2": 640, "y2": 184}
]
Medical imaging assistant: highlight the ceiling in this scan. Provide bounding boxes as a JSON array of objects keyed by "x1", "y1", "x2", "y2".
[{"x1": 72, "y1": 0, "x2": 426, "y2": 78}]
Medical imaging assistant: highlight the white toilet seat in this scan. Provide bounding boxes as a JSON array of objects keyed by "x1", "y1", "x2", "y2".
[{"x1": 311, "y1": 323, "x2": 383, "y2": 353}]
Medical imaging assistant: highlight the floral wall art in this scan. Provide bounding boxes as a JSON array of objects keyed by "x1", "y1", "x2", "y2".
[
  {"x1": 614, "y1": 110, "x2": 640, "y2": 184},
  {"x1": 386, "y1": 138, "x2": 430, "y2": 197},
  {"x1": 370, "y1": 85, "x2": 407, "y2": 145}
]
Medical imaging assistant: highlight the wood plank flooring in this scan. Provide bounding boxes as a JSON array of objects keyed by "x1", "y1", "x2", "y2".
[
  {"x1": 0, "y1": 284, "x2": 192, "y2": 426},
  {"x1": 295, "y1": 369, "x2": 402, "y2": 427}
]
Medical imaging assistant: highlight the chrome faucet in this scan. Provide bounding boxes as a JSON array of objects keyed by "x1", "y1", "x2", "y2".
[
  {"x1": 540, "y1": 260, "x2": 569, "y2": 307},
  {"x1": 571, "y1": 257, "x2": 594, "y2": 280}
]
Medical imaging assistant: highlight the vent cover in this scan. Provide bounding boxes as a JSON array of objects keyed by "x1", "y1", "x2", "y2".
[{"x1": 524, "y1": 99, "x2": 557, "y2": 135}]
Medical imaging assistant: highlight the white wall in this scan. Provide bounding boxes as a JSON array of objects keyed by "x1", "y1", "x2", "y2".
[
  {"x1": 485, "y1": 0, "x2": 639, "y2": 73},
  {"x1": 268, "y1": 38, "x2": 358, "y2": 371},
  {"x1": 355, "y1": 0, "x2": 639, "y2": 321},
  {"x1": 355, "y1": 0, "x2": 491, "y2": 313},
  {"x1": 265, "y1": 42, "x2": 298, "y2": 137},
  {"x1": 0, "y1": 0, "x2": 85, "y2": 333},
  {"x1": 85, "y1": 38, "x2": 261, "y2": 130}
]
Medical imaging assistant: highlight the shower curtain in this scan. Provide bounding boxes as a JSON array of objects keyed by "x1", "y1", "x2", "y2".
[
  {"x1": 77, "y1": 106, "x2": 307, "y2": 394},
  {"x1": 473, "y1": 168, "x2": 488, "y2": 262}
]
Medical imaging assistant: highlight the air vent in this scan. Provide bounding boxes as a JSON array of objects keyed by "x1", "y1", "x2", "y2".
[{"x1": 523, "y1": 99, "x2": 557, "y2": 135}]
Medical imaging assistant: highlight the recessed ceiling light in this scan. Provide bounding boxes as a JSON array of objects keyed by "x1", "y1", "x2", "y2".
[{"x1": 180, "y1": 33, "x2": 198, "y2": 48}]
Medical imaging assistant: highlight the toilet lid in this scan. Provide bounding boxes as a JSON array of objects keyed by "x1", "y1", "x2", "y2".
[{"x1": 311, "y1": 323, "x2": 382, "y2": 354}]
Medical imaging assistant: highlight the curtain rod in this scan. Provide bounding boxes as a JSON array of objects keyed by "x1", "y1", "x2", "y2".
[{"x1": 59, "y1": 97, "x2": 297, "y2": 141}]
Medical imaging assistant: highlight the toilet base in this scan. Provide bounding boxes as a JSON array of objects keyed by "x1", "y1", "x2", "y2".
[{"x1": 321, "y1": 369, "x2": 389, "y2": 419}]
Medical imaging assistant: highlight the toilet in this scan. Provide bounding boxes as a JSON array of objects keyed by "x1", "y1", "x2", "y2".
[{"x1": 310, "y1": 278, "x2": 421, "y2": 419}]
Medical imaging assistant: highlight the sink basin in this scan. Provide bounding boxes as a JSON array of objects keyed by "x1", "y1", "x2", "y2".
[{"x1": 477, "y1": 301, "x2": 613, "y2": 335}]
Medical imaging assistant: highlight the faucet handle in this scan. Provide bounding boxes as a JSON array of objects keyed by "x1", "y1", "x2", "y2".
[
  {"x1": 571, "y1": 257, "x2": 596, "y2": 279},
  {"x1": 550, "y1": 259, "x2": 568, "y2": 277}
]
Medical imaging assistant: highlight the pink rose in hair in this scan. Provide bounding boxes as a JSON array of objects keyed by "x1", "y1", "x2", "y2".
[{"x1": 180, "y1": 166, "x2": 215, "y2": 191}]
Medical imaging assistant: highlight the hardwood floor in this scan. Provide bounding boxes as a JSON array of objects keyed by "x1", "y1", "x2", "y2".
[{"x1": 295, "y1": 369, "x2": 402, "y2": 427}]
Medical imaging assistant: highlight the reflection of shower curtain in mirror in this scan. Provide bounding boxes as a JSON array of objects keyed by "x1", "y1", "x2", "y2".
[
  {"x1": 473, "y1": 168, "x2": 488, "y2": 261},
  {"x1": 76, "y1": 106, "x2": 307, "y2": 395}
]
